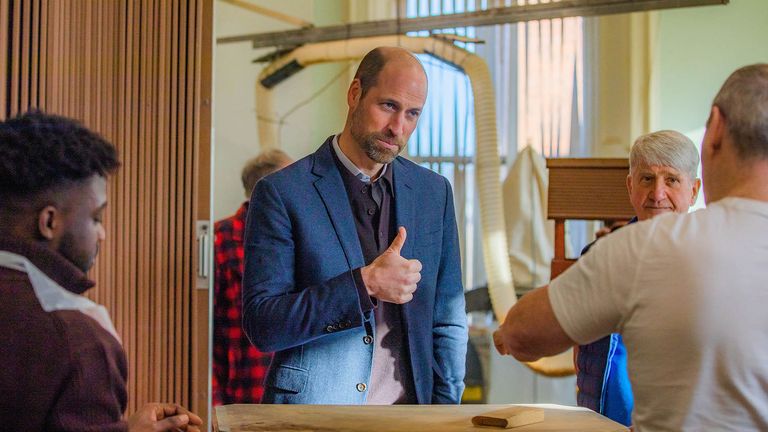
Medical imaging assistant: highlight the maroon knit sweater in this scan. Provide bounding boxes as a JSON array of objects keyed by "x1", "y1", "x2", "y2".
[{"x1": 0, "y1": 239, "x2": 128, "y2": 431}]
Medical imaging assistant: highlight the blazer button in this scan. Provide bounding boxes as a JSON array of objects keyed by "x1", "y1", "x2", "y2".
[
  {"x1": 326, "y1": 325, "x2": 335, "y2": 332},
  {"x1": 363, "y1": 335, "x2": 373, "y2": 344},
  {"x1": 367, "y1": 208, "x2": 375, "y2": 215},
  {"x1": 356, "y1": 383, "x2": 367, "y2": 392}
]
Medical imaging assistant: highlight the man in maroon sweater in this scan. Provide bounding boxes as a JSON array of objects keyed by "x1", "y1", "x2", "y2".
[{"x1": 0, "y1": 111, "x2": 202, "y2": 431}]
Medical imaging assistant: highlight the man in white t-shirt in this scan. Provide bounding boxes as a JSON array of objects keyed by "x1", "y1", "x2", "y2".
[{"x1": 493, "y1": 63, "x2": 768, "y2": 431}]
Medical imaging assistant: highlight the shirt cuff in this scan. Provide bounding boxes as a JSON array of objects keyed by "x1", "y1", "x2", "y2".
[{"x1": 352, "y1": 267, "x2": 376, "y2": 313}]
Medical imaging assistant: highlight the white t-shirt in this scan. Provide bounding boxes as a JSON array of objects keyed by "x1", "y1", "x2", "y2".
[{"x1": 549, "y1": 197, "x2": 768, "y2": 432}]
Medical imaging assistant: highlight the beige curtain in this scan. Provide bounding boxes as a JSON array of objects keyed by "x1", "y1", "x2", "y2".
[
  {"x1": 503, "y1": 146, "x2": 555, "y2": 293},
  {"x1": 515, "y1": 0, "x2": 583, "y2": 158}
]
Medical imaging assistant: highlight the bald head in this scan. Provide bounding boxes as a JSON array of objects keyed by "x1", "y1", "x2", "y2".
[
  {"x1": 712, "y1": 63, "x2": 768, "y2": 161},
  {"x1": 338, "y1": 47, "x2": 427, "y2": 175},
  {"x1": 354, "y1": 47, "x2": 426, "y2": 100},
  {"x1": 701, "y1": 64, "x2": 768, "y2": 204}
]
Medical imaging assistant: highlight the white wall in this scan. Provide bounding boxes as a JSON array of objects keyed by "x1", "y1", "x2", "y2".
[
  {"x1": 593, "y1": 1, "x2": 768, "y2": 157},
  {"x1": 213, "y1": 0, "x2": 349, "y2": 220},
  {"x1": 655, "y1": 0, "x2": 768, "y2": 207},
  {"x1": 656, "y1": 0, "x2": 768, "y2": 135}
]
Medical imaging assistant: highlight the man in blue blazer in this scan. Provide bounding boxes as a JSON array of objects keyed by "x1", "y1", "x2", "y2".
[{"x1": 242, "y1": 47, "x2": 467, "y2": 404}]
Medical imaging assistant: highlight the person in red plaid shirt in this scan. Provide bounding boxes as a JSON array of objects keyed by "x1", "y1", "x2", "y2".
[{"x1": 213, "y1": 149, "x2": 292, "y2": 405}]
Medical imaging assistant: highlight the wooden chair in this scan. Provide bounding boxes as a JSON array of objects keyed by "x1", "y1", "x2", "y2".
[
  {"x1": 546, "y1": 158, "x2": 635, "y2": 279},
  {"x1": 522, "y1": 158, "x2": 635, "y2": 377}
]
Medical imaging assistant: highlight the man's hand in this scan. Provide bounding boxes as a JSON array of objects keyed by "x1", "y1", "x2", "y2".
[
  {"x1": 491, "y1": 286, "x2": 575, "y2": 362},
  {"x1": 127, "y1": 403, "x2": 203, "y2": 432},
  {"x1": 492, "y1": 327, "x2": 510, "y2": 356},
  {"x1": 361, "y1": 227, "x2": 422, "y2": 304}
]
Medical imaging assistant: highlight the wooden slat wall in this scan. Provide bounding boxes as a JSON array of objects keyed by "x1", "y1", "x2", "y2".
[{"x1": 0, "y1": 0, "x2": 213, "y2": 420}]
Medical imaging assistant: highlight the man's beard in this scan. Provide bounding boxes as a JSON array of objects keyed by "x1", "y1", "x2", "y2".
[
  {"x1": 59, "y1": 230, "x2": 98, "y2": 273},
  {"x1": 358, "y1": 132, "x2": 405, "y2": 164},
  {"x1": 350, "y1": 110, "x2": 406, "y2": 164}
]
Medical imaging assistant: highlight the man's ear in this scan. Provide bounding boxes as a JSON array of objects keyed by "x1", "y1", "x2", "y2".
[
  {"x1": 347, "y1": 78, "x2": 362, "y2": 108},
  {"x1": 691, "y1": 178, "x2": 702, "y2": 205},
  {"x1": 37, "y1": 205, "x2": 60, "y2": 241},
  {"x1": 703, "y1": 105, "x2": 726, "y2": 155},
  {"x1": 626, "y1": 173, "x2": 633, "y2": 196}
]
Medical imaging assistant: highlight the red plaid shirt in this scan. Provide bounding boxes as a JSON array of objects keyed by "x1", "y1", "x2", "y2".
[{"x1": 212, "y1": 202, "x2": 272, "y2": 405}]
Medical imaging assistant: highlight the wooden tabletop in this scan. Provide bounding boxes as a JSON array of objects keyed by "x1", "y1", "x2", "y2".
[{"x1": 215, "y1": 403, "x2": 628, "y2": 432}]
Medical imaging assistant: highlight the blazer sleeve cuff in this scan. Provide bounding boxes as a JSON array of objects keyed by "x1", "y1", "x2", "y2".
[{"x1": 352, "y1": 268, "x2": 376, "y2": 313}]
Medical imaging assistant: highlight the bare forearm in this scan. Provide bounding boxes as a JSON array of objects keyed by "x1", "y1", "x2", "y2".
[{"x1": 493, "y1": 286, "x2": 575, "y2": 360}]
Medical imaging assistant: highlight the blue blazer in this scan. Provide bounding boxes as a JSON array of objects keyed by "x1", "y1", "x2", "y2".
[{"x1": 242, "y1": 138, "x2": 468, "y2": 404}]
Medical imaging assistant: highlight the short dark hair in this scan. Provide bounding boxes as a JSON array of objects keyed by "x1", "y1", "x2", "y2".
[
  {"x1": 241, "y1": 149, "x2": 291, "y2": 197},
  {"x1": 712, "y1": 64, "x2": 768, "y2": 160},
  {"x1": 354, "y1": 48, "x2": 388, "y2": 100},
  {"x1": 0, "y1": 110, "x2": 120, "y2": 199}
]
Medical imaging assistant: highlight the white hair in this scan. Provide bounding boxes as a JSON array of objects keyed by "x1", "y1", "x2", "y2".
[{"x1": 630, "y1": 130, "x2": 700, "y2": 179}]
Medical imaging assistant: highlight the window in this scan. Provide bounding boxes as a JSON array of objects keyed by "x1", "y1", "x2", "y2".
[
  {"x1": 403, "y1": 0, "x2": 590, "y2": 290},
  {"x1": 404, "y1": 0, "x2": 480, "y2": 289}
]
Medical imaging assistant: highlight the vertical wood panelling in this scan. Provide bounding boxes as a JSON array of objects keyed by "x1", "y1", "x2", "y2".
[
  {"x1": 10, "y1": 1, "x2": 21, "y2": 112},
  {"x1": 193, "y1": 0, "x2": 213, "y2": 414},
  {"x1": 19, "y1": 0, "x2": 29, "y2": 108},
  {"x1": 156, "y1": 0, "x2": 169, "y2": 404},
  {"x1": 0, "y1": 0, "x2": 212, "y2": 421},
  {"x1": 0, "y1": 1, "x2": 8, "y2": 109},
  {"x1": 29, "y1": 0, "x2": 38, "y2": 104},
  {"x1": 179, "y1": 0, "x2": 192, "y2": 407},
  {"x1": 36, "y1": 0, "x2": 45, "y2": 107},
  {"x1": 169, "y1": 0, "x2": 183, "y2": 407}
]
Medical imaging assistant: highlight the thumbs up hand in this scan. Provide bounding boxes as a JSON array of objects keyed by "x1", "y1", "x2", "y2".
[{"x1": 361, "y1": 226, "x2": 422, "y2": 304}]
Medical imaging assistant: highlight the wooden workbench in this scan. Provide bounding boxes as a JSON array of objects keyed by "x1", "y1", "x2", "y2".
[{"x1": 215, "y1": 403, "x2": 628, "y2": 431}]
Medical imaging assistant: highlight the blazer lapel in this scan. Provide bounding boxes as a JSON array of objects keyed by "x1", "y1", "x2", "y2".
[
  {"x1": 393, "y1": 156, "x2": 420, "y2": 393},
  {"x1": 311, "y1": 139, "x2": 365, "y2": 270},
  {"x1": 392, "y1": 157, "x2": 416, "y2": 260}
]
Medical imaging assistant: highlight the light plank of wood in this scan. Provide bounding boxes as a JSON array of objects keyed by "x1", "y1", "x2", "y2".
[{"x1": 215, "y1": 404, "x2": 628, "y2": 432}]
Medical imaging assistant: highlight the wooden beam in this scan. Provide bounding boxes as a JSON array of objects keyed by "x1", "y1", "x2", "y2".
[
  {"x1": 216, "y1": 0, "x2": 728, "y2": 47},
  {"x1": 219, "y1": 0, "x2": 311, "y2": 28}
]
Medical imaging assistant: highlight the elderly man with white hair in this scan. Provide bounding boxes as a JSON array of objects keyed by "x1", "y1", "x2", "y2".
[
  {"x1": 576, "y1": 130, "x2": 701, "y2": 427},
  {"x1": 494, "y1": 63, "x2": 768, "y2": 431}
]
